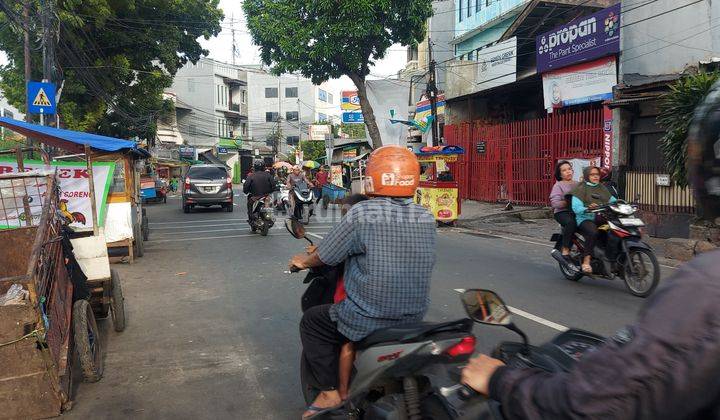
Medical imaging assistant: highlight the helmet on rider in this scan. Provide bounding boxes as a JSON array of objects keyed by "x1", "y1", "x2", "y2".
[
  {"x1": 363, "y1": 145, "x2": 420, "y2": 197},
  {"x1": 688, "y1": 80, "x2": 720, "y2": 222},
  {"x1": 253, "y1": 159, "x2": 265, "y2": 172}
]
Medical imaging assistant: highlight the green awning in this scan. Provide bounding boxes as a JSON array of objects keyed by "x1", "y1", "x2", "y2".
[{"x1": 219, "y1": 138, "x2": 243, "y2": 149}]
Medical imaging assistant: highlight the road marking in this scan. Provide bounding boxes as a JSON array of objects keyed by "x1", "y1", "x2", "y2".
[
  {"x1": 307, "y1": 232, "x2": 325, "y2": 240},
  {"x1": 453, "y1": 288, "x2": 568, "y2": 332},
  {"x1": 148, "y1": 233, "x2": 283, "y2": 243},
  {"x1": 453, "y1": 228, "x2": 677, "y2": 271},
  {"x1": 153, "y1": 223, "x2": 245, "y2": 230}
]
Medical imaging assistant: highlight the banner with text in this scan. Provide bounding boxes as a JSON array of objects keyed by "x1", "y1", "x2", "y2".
[
  {"x1": 341, "y1": 91, "x2": 361, "y2": 111},
  {"x1": 536, "y1": 3, "x2": 620, "y2": 73},
  {"x1": 542, "y1": 56, "x2": 616, "y2": 111},
  {"x1": 0, "y1": 160, "x2": 114, "y2": 229},
  {"x1": 477, "y1": 37, "x2": 517, "y2": 91}
]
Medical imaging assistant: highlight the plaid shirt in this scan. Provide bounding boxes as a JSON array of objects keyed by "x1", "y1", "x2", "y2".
[{"x1": 317, "y1": 197, "x2": 436, "y2": 341}]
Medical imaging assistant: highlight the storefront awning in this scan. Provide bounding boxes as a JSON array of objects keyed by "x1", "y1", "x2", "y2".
[{"x1": 0, "y1": 116, "x2": 149, "y2": 157}]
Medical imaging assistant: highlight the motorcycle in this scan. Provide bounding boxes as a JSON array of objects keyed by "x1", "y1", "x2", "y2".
[
  {"x1": 285, "y1": 219, "x2": 477, "y2": 420},
  {"x1": 444, "y1": 289, "x2": 607, "y2": 420},
  {"x1": 248, "y1": 194, "x2": 275, "y2": 236},
  {"x1": 550, "y1": 200, "x2": 660, "y2": 297},
  {"x1": 276, "y1": 184, "x2": 290, "y2": 215},
  {"x1": 291, "y1": 180, "x2": 315, "y2": 224}
]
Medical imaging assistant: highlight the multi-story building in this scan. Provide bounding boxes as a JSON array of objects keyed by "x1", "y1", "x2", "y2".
[
  {"x1": 0, "y1": 92, "x2": 23, "y2": 145},
  {"x1": 167, "y1": 58, "x2": 249, "y2": 171},
  {"x1": 244, "y1": 67, "x2": 340, "y2": 157}
]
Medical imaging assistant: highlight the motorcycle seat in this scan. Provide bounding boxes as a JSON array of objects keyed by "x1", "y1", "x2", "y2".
[{"x1": 355, "y1": 318, "x2": 473, "y2": 350}]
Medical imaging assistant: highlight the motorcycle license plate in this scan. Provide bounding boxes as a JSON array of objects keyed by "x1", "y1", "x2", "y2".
[{"x1": 619, "y1": 218, "x2": 645, "y2": 226}]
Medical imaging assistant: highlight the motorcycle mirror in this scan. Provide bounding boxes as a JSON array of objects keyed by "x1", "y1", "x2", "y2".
[
  {"x1": 460, "y1": 289, "x2": 513, "y2": 326},
  {"x1": 285, "y1": 218, "x2": 305, "y2": 239}
]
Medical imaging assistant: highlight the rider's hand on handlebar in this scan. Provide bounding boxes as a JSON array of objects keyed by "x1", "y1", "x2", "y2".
[
  {"x1": 305, "y1": 245, "x2": 318, "y2": 254},
  {"x1": 588, "y1": 203, "x2": 599, "y2": 209},
  {"x1": 288, "y1": 254, "x2": 306, "y2": 272},
  {"x1": 461, "y1": 354, "x2": 506, "y2": 396}
]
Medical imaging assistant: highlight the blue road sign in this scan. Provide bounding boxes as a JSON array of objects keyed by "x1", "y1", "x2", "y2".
[
  {"x1": 342, "y1": 111, "x2": 364, "y2": 124},
  {"x1": 27, "y1": 81, "x2": 56, "y2": 115}
]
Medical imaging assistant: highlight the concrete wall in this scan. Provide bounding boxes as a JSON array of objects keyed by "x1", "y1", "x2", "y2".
[
  {"x1": 455, "y1": 0, "x2": 529, "y2": 38},
  {"x1": 620, "y1": 0, "x2": 716, "y2": 80}
]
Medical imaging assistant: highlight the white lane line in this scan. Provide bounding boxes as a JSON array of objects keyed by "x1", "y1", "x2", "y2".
[
  {"x1": 453, "y1": 288, "x2": 568, "y2": 332},
  {"x1": 307, "y1": 232, "x2": 325, "y2": 240},
  {"x1": 453, "y1": 228, "x2": 678, "y2": 271},
  {"x1": 153, "y1": 223, "x2": 245, "y2": 230},
  {"x1": 148, "y1": 233, "x2": 282, "y2": 243}
]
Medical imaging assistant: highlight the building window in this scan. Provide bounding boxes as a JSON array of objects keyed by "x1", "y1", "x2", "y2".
[
  {"x1": 468, "y1": 50, "x2": 476, "y2": 61},
  {"x1": 241, "y1": 90, "x2": 247, "y2": 104},
  {"x1": 265, "y1": 87, "x2": 278, "y2": 98},
  {"x1": 328, "y1": 93, "x2": 334, "y2": 104},
  {"x1": 217, "y1": 118, "x2": 231, "y2": 138},
  {"x1": 467, "y1": 0, "x2": 472, "y2": 17},
  {"x1": 286, "y1": 111, "x2": 299, "y2": 121},
  {"x1": 318, "y1": 113, "x2": 327, "y2": 122},
  {"x1": 189, "y1": 124, "x2": 197, "y2": 136},
  {"x1": 318, "y1": 89, "x2": 328, "y2": 102},
  {"x1": 486, "y1": 0, "x2": 492, "y2": 6},
  {"x1": 285, "y1": 87, "x2": 298, "y2": 98},
  {"x1": 476, "y1": 0, "x2": 481, "y2": 12},
  {"x1": 241, "y1": 123, "x2": 247, "y2": 136},
  {"x1": 459, "y1": 0, "x2": 464, "y2": 21},
  {"x1": 286, "y1": 136, "x2": 300, "y2": 146},
  {"x1": 266, "y1": 112, "x2": 279, "y2": 122},
  {"x1": 188, "y1": 78, "x2": 195, "y2": 92}
]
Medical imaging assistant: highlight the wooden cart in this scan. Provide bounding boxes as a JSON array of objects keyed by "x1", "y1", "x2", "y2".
[{"x1": 0, "y1": 168, "x2": 103, "y2": 418}]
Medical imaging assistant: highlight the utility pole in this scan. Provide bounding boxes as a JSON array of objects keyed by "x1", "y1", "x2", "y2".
[
  {"x1": 427, "y1": 40, "x2": 440, "y2": 147},
  {"x1": 275, "y1": 76, "x2": 281, "y2": 160},
  {"x1": 231, "y1": 13, "x2": 237, "y2": 65},
  {"x1": 23, "y1": 0, "x2": 31, "y2": 123}
]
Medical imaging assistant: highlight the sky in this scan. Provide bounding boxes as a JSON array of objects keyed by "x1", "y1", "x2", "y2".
[
  {"x1": 201, "y1": 0, "x2": 408, "y2": 92},
  {"x1": 0, "y1": 0, "x2": 409, "y2": 93}
]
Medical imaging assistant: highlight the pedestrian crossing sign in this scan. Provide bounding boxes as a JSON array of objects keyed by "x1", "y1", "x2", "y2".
[{"x1": 27, "y1": 81, "x2": 56, "y2": 115}]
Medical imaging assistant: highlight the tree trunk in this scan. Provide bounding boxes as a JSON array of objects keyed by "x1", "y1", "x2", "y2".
[{"x1": 348, "y1": 72, "x2": 383, "y2": 149}]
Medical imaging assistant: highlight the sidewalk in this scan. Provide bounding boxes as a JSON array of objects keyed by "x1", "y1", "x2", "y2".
[{"x1": 455, "y1": 200, "x2": 680, "y2": 268}]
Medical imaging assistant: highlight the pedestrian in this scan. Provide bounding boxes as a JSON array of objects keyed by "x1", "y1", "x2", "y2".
[{"x1": 314, "y1": 165, "x2": 329, "y2": 203}]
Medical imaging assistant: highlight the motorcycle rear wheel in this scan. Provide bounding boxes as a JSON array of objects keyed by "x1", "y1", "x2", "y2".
[{"x1": 623, "y1": 248, "x2": 660, "y2": 297}]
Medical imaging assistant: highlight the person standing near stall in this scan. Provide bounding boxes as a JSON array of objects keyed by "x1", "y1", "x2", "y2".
[{"x1": 314, "y1": 165, "x2": 329, "y2": 204}]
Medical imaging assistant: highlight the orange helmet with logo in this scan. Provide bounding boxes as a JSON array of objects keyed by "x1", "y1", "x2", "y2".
[{"x1": 364, "y1": 145, "x2": 420, "y2": 197}]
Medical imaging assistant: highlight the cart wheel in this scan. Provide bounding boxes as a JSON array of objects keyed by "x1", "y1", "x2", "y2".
[
  {"x1": 110, "y1": 269, "x2": 126, "y2": 332},
  {"x1": 73, "y1": 299, "x2": 104, "y2": 383},
  {"x1": 163, "y1": 195, "x2": 167, "y2": 204},
  {"x1": 133, "y1": 225, "x2": 144, "y2": 258}
]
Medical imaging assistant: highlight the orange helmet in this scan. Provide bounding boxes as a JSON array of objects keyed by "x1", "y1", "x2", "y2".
[{"x1": 363, "y1": 145, "x2": 420, "y2": 197}]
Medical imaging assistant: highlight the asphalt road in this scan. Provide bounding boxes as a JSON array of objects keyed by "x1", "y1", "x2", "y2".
[{"x1": 65, "y1": 193, "x2": 677, "y2": 419}]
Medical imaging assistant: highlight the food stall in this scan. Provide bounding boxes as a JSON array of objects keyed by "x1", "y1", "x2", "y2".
[{"x1": 414, "y1": 145, "x2": 465, "y2": 225}]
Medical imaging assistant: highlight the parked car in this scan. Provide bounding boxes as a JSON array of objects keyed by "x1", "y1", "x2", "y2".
[{"x1": 182, "y1": 164, "x2": 233, "y2": 213}]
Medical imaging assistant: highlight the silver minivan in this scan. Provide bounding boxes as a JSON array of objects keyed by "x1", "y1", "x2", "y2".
[{"x1": 182, "y1": 164, "x2": 233, "y2": 213}]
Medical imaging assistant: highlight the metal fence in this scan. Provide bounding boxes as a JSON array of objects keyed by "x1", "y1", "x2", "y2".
[
  {"x1": 623, "y1": 168, "x2": 696, "y2": 215},
  {"x1": 447, "y1": 108, "x2": 604, "y2": 206}
]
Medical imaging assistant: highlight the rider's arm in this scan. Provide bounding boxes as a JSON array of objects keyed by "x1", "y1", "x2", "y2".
[
  {"x1": 486, "y1": 252, "x2": 720, "y2": 419},
  {"x1": 571, "y1": 196, "x2": 586, "y2": 214},
  {"x1": 243, "y1": 176, "x2": 252, "y2": 194},
  {"x1": 609, "y1": 195, "x2": 618, "y2": 204},
  {"x1": 316, "y1": 206, "x2": 361, "y2": 267},
  {"x1": 549, "y1": 183, "x2": 566, "y2": 210}
]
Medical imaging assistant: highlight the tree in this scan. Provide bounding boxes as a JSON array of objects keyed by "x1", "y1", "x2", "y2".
[
  {"x1": 340, "y1": 123, "x2": 366, "y2": 139},
  {"x1": 657, "y1": 71, "x2": 719, "y2": 187},
  {"x1": 288, "y1": 140, "x2": 325, "y2": 164},
  {"x1": 0, "y1": 0, "x2": 222, "y2": 142},
  {"x1": 243, "y1": 0, "x2": 433, "y2": 149}
]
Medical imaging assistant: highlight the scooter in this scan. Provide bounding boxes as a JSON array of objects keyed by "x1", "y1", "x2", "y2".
[
  {"x1": 285, "y1": 219, "x2": 477, "y2": 419},
  {"x1": 248, "y1": 194, "x2": 275, "y2": 236},
  {"x1": 445, "y1": 289, "x2": 607, "y2": 420},
  {"x1": 291, "y1": 181, "x2": 315, "y2": 224},
  {"x1": 550, "y1": 200, "x2": 660, "y2": 297},
  {"x1": 276, "y1": 184, "x2": 290, "y2": 215}
]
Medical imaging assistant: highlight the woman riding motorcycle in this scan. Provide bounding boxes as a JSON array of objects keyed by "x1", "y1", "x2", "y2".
[
  {"x1": 570, "y1": 165, "x2": 617, "y2": 274},
  {"x1": 549, "y1": 161, "x2": 578, "y2": 265}
]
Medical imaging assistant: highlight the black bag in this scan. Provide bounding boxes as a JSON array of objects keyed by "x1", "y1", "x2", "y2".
[{"x1": 301, "y1": 263, "x2": 343, "y2": 312}]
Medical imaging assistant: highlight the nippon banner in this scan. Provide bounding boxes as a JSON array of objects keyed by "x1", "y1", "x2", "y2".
[
  {"x1": 536, "y1": 3, "x2": 620, "y2": 73},
  {"x1": 0, "y1": 160, "x2": 114, "y2": 229},
  {"x1": 542, "y1": 56, "x2": 617, "y2": 110}
]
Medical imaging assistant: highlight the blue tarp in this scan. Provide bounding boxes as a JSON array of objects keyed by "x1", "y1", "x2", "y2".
[{"x1": 0, "y1": 116, "x2": 148, "y2": 155}]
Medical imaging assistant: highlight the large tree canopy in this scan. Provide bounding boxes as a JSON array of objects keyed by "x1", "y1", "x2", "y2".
[
  {"x1": 0, "y1": 0, "x2": 223, "y2": 142},
  {"x1": 243, "y1": 0, "x2": 433, "y2": 149}
]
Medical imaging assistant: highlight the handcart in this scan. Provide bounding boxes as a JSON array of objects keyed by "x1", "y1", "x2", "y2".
[
  {"x1": 321, "y1": 183, "x2": 348, "y2": 210},
  {"x1": 0, "y1": 154, "x2": 103, "y2": 418},
  {"x1": 414, "y1": 145, "x2": 465, "y2": 226}
]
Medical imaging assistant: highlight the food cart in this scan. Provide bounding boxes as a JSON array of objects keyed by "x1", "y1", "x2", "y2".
[
  {"x1": 0, "y1": 154, "x2": 104, "y2": 417},
  {"x1": 0, "y1": 117, "x2": 152, "y2": 262},
  {"x1": 414, "y1": 146, "x2": 465, "y2": 225}
]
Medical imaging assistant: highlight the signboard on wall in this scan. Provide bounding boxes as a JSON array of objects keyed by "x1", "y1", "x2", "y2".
[
  {"x1": 341, "y1": 91, "x2": 361, "y2": 111},
  {"x1": 477, "y1": 37, "x2": 517, "y2": 91},
  {"x1": 542, "y1": 56, "x2": 616, "y2": 110},
  {"x1": 536, "y1": 3, "x2": 620, "y2": 73},
  {"x1": 342, "y1": 112, "x2": 364, "y2": 124},
  {"x1": 0, "y1": 160, "x2": 115, "y2": 229}
]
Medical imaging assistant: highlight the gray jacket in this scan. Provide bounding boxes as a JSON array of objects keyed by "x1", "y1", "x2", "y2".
[{"x1": 489, "y1": 250, "x2": 720, "y2": 419}]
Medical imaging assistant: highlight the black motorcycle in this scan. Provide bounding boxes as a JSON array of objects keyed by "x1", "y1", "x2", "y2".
[
  {"x1": 248, "y1": 194, "x2": 274, "y2": 236},
  {"x1": 550, "y1": 201, "x2": 660, "y2": 297}
]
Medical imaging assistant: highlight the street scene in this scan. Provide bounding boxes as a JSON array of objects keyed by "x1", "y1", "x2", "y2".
[{"x1": 1, "y1": 0, "x2": 719, "y2": 419}]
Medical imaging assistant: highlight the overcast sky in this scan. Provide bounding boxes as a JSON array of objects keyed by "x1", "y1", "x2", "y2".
[{"x1": 0, "y1": 0, "x2": 408, "y2": 93}]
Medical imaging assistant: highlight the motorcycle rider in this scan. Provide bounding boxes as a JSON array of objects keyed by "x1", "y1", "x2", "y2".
[
  {"x1": 288, "y1": 146, "x2": 436, "y2": 418},
  {"x1": 461, "y1": 82, "x2": 720, "y2": 419},
  {"x1": 242, "y1": 160, "x2": 276, "y2": 222}
]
